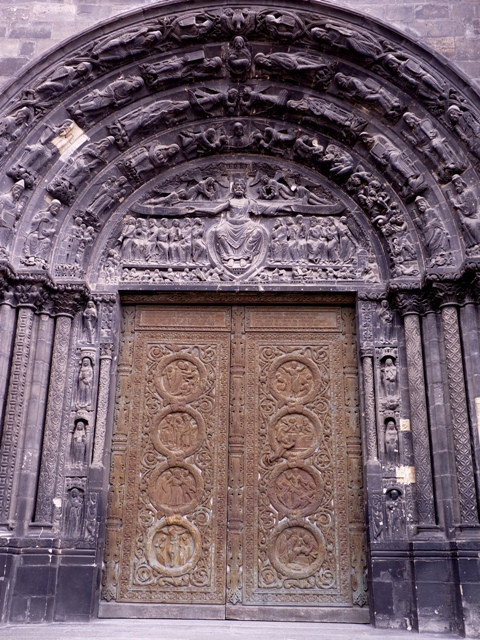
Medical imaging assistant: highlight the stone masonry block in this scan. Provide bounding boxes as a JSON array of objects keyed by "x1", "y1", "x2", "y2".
[
  {"x1": 415, "y1": 4, "x2": 451, "y2": 20},
  {"x1": 425, "y1": 37, "x2": 456, "y2": 57}
]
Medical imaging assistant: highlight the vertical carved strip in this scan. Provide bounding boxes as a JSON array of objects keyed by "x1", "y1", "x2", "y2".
[
  {"x1": 403, "y1": 313, "x2": 436, "y2": 525},
  {"x1": 102, "y1": 306, "x2": 134, "y2": 602},
  {"x1": 442, "y1": 305, "x2": 478, "y2": 524},
  {"x1": 92, "y1": 344, "x2": 113, "y2": 466},
  {"x1": 34, "y1": 315, "x2": 72, "y2": 523},
  {"x1": 16, "y1": 312, "x2": 55, "y2": 530},
  {"x1": 359, "y1": 300, "x2": 377, "y2": 461},
  {"x1": 0, "y1": 302, "x2": 17, "y2": 431},
  {"x1": 362, "y1": 354, "x2": 377, "y2": 461},
  {"x1": 227, "y1": 307, "x2": 245, "y2": 605},
  {"x1": 0, "y1": 307, "x2": 34, "y2": 524}
]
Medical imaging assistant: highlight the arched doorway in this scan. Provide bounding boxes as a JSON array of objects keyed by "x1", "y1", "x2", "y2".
[{"x1": 0, "y1": 1, "x2": 479, "y2": 635}]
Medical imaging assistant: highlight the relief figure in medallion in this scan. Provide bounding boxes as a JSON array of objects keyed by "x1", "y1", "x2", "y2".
[
  {"x1": 156, "y1": 467, "x2": 197, "y2": 508},
  {"x1": 153, "y1": 525, "x2": 194, "y2": 569},
  {"x1": 274, "y1": 468, "x2": 316, "y2": 511},
  {"x1": 276, "y1": 526, "x2": 319, "y2": 571}
]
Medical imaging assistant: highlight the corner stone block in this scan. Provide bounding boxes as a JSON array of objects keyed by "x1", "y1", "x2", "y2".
[{"x1": 54, "y1": 564, "x2": 97, "y2": 621}]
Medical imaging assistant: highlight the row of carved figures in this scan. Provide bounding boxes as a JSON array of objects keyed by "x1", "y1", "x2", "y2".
[
  {"x1": 2, "y1": 5, "x2": 480, "y2": 152},
  {"x1": 115, "y1": 214, "x2": 361, "y2": 267},
  {"x1": 0, "y1": 169, "x2": 478, "y2": 272}
]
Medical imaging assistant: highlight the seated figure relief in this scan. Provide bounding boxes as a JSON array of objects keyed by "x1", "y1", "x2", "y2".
[
  {"x1": 448, "y1": 175, "x2": 480, "y2": 254},
  {"x1": 111, "y1": 171, "x2": 379, "y2": 285}
]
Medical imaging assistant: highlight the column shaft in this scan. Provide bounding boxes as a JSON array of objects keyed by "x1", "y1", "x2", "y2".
[
  {"x1": 441, "y1": 305, "x2": 478, "y2": 524},
  {"x1": 92, "y1": 345, "x2": 113, "y2": 466},
  {"x1": 403, "y1": 312, "x2": 436, "y2": 525},
  {"x1": 34, "y1": 315, "x2": 72, "y2": 524},
  {"x1": 0, "y1": 307, "x2": 35, "y2": 525}
]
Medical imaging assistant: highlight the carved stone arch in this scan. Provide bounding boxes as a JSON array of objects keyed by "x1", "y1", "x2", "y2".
[
  {"x1": 1, "y1": 1, "x2": 480, "y2": 635},
  {"x1": 0, "y1": 0, "x2": 479, "y2": 289}
]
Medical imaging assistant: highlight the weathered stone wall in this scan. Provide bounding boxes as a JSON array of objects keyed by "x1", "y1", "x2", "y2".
[{"x1": 0, "y1": 0, "x2": 479, "y2": 90}]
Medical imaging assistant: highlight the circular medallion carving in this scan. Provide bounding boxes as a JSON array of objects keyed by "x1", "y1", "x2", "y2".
[
  {"x1": 270, "y1": 356, "x2": 319, "y2": 404},
  {"x1": 269, "y1": 463, "x2": 323, "y2": 516},
  {"x1": 148, "y1": 462, "x2": 203, "y2": 515},
  {"x1": 269, "y1": 522, "x2": 325, "y2": 579},
  {"x1": 269, "y1": 408, "x2": 320, "y2": 460},
  {"x1": 150, "y1": 407, "x2": 205, "y2": 457},
  {"x1": 154, "y1": 354, "x2": 206, "y2": 402},
  {"x1": 146, "y1": 516, "x2": 201, "y2": 577}
]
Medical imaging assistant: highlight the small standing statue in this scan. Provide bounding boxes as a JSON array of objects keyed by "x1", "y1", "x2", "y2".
[
  {"x1": 384, "y1": 418, "x2": 399, "y2": 466},
  {"x1": 82, "y1": 300, "x2": 98, "y2": 343},
  {"x1": 378, "y1": 299, "x2": 394, "y2": 343},
  {"x1": 65, "y1": 487, "x2": 84, "y2": 538},
  {"x1": 386, "y1": 487, "x2": 404, "y2": 538},
  {"x1": 381, "y1": 356, "x2": 398, "y2": 397},
  {"x1": 77, "y1": 356, "x2": 94, "y2": 408},
  {"x1": 70, "y1": 419, "x2": 87, "y2": 466}
]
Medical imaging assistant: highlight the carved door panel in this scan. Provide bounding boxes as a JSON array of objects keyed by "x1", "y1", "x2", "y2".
[
  {"x1": 225, "y1": 306, "x2": 367, "y2": 621},
  {"x1": 103, "y1": 303, "x2": 366, "y2": 621},
  {"x1": 106, "y1": 305, "x2": 231, "y2": 616}
]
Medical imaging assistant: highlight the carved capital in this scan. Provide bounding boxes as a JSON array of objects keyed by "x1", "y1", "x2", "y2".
[
  {"x1": 13, "y1": 281, "x2": 48, "y2": 309},
  {"x1": 100, "y1": 342, "x2": 114, "y2": 359},
  {"x1": 392, "y1": 291, "x2": 428, "y2": 316},
  {"x1": 430, "y1": 280, "x2": 465, "y2": 307},
  {"x1": 359, "y1": 346, "x2": 374, "y2": 358},
  {"x1": 357, "y1": 288, "x2": 387, "y2": 302},
  {"x1": 51, "y1": 284, "x2": 89, "y2": 316}
]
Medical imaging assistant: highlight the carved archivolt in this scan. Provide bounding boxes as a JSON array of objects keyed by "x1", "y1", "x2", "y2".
[{"x1": 0, "y1": 0, "x2": 478, "y2": 292}]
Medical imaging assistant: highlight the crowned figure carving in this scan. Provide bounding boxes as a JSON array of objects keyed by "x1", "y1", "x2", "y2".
[{"x1": 112, "y1": 167, "x2": 377, "y2": 284}]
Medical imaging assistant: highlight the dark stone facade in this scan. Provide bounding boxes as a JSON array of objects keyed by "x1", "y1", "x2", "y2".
[{"x1": 0, "y1": 0, "x2": 479, "y2": 635}]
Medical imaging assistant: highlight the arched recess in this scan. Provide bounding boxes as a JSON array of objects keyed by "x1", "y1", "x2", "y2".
[{"x1": 0, "y1": 0, "x2": 480, "y2": 634}]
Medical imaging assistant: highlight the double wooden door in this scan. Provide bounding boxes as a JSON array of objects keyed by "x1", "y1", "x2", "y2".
[{"x1": 103, "y1": 303, "x2": 367, "y2": 621}]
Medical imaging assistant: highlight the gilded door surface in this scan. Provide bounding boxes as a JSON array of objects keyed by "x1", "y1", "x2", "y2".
[{"x1": 102, "y1": 304, "x2": 367, "y2": 621}]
